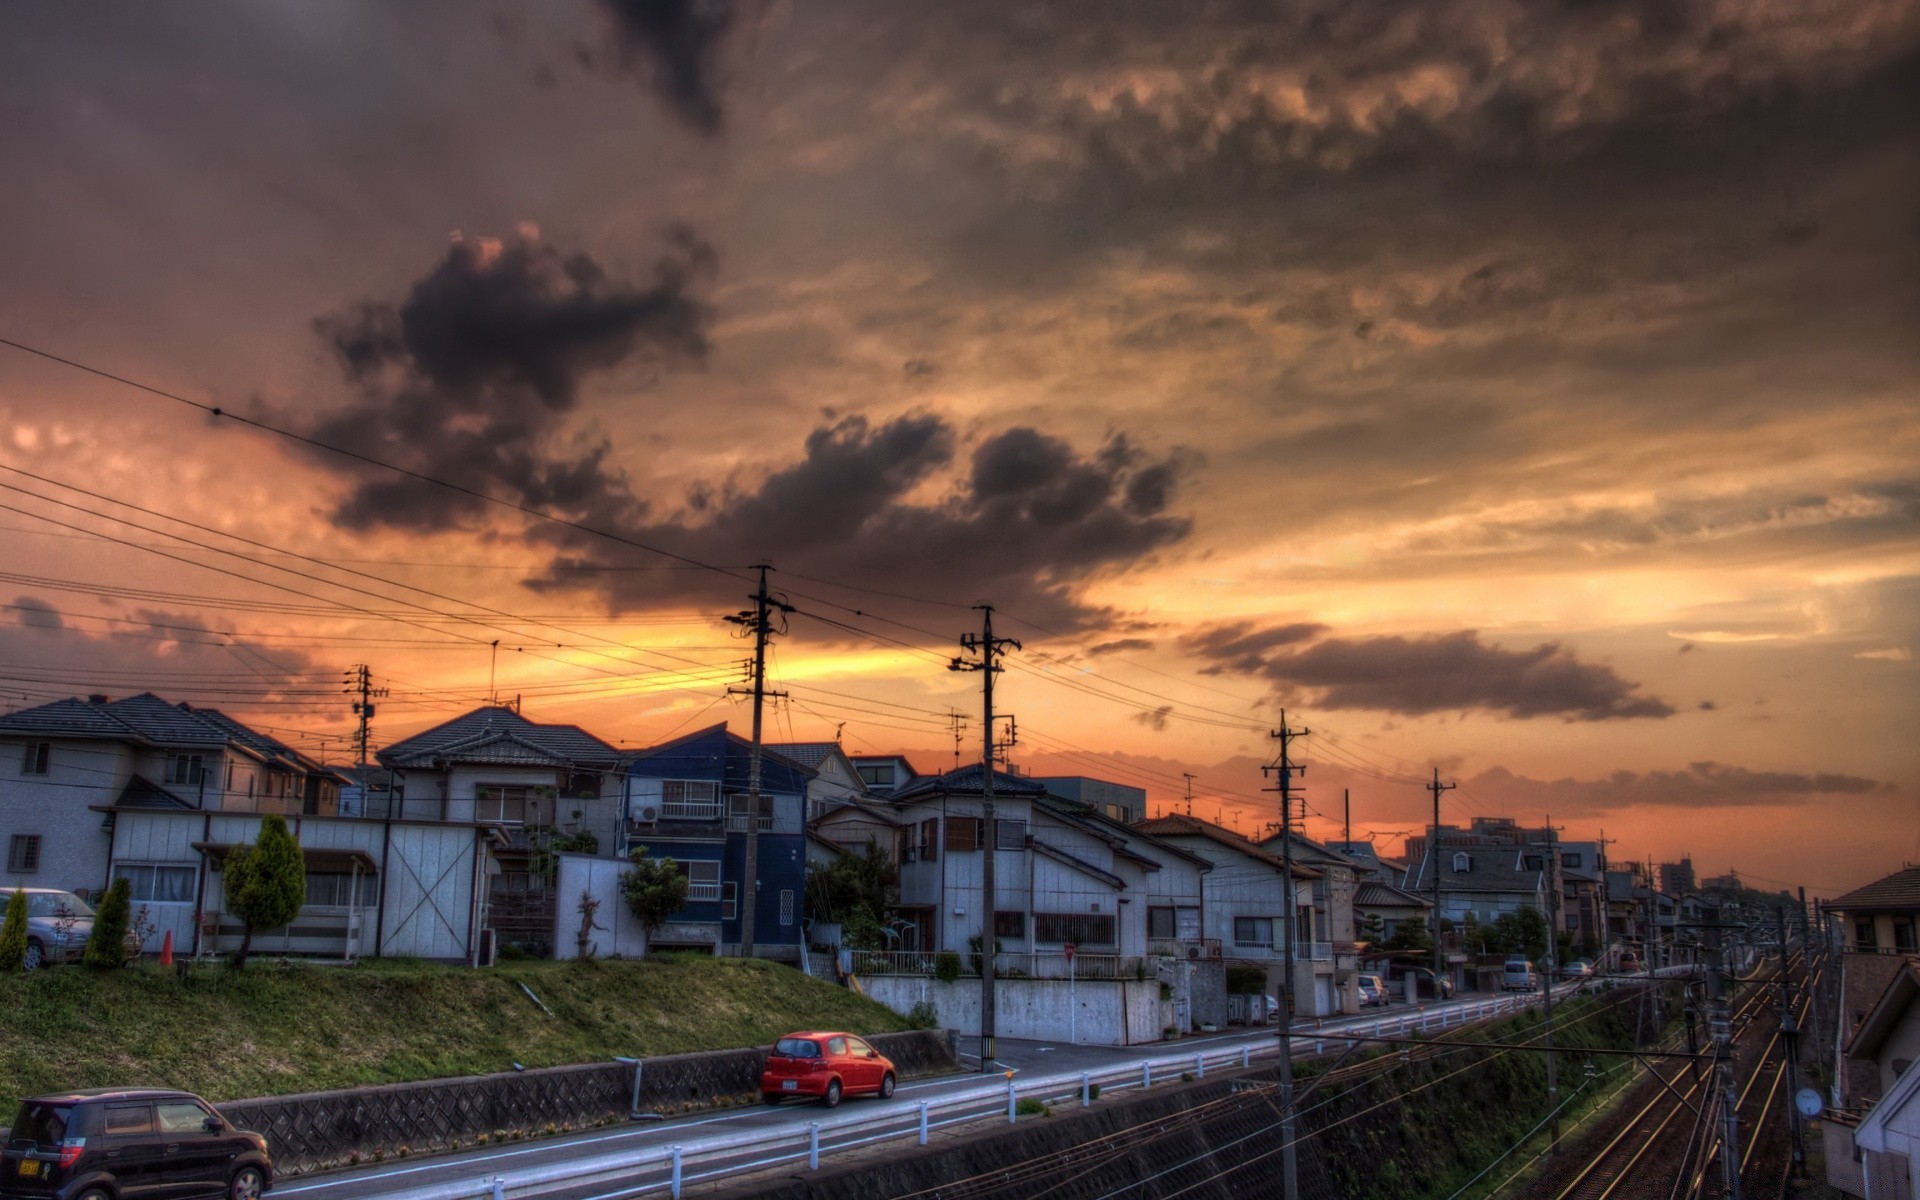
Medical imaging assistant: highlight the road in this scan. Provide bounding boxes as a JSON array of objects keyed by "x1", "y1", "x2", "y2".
[{"x1": 270, "y1": 984, "x2": 1608, "y2": 1200}]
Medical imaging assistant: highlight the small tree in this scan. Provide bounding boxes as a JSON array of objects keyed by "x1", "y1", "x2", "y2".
[
  {"x1": 0, "y1": 888, "x2": 27, "y2": 971},
  {"x1": 618, "y1": 846, "x2": 689, "y2": 957},
  {"x1": 223, "y1": 815, "x2": 306, "y2": 969},
  {"x1": 83, "y1": 878, "x2": 133, "y2": 969}
]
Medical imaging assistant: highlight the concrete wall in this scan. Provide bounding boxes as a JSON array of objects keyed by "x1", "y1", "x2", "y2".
[{"x1": 862, "y1": 976, "x2": 1164, "y2": 1046}]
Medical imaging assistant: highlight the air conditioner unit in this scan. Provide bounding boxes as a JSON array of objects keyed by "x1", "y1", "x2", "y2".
[
  {"x1": 1187, "y1": 946, "x2": 1202, "y2": 961},
  {"x1": 632, "y1": 801, "x2": 661, "y2": 824}
]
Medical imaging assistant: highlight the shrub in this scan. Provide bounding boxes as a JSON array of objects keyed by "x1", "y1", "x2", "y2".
[
  {"x1": 906, "y1": 1000, "x2": 940, "y2": 1029},
  {"x1": 934, "y1": 950, "x2": 963, "y2": 983},
  {"x1": 1088, "y1": 1083, "x2": 1101, "y2": 1101},
  {"x1": 1015, "y1": 1098, "x2": 1049, "y2": 1117},
  {"x1": 0, "y1": 888, "x2": 26, "y2": 971},
  {"x1": 619, "y1": 846, "x2": 690, "y2": 957},
  {"x1": 1226, "y1": 965, "x2": 1266, "y2": 995},
  {"x1": 224, "y1": 815, "x2": 306, "y2": 969},
  {"x1": 83, "y1": 878, "x2": 133, "y2": 969}
]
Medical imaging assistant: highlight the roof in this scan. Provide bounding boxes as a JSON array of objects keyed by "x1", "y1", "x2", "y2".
[
  {"x1": 1257, "y1": 830, "x2": 1364, "y2": 869},
  {"x1": 766, "y1": 742, "x2": 837, "y2": 769},
  {"x1": 1829, "y1": 866, "x2": 1920, "y2": 913},
  {"x1": 1355, "y1": 881, "x2": 1433, "y2": 910},
  {"x1": 625, "y1": 723, "x2": 817, "y2": 794},
  {"x1": 1134, "y1": 814, "x2": 1322, "y2": 879},
  {"x1": 1404, "y1": 845, "x2": 1547, "y2": 896},
  {"x1": 1032, "y1": 838, "x2": 1128, "y2": 890},
  {"x1": 0, "y1": 692, "x2": 230, "y2": 747},
  {"x1": 1846, "y1": 956, "x2": 1920, "y2": 1061},
  {"x1": 379, "y1": 706, "x2": 619, "y2": 769},
  {"x1": 1856, "y1": 1020, "x2": 1920, "y2": 1154},
  {"x1": 892, "y1": 763, "x2": 1050, "y2": 799},
  {"x1": 116, "y1": 776, "x2": 195, "y2": 810}
]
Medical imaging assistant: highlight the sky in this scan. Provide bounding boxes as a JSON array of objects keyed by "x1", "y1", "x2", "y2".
[{"x1": 0, "y1": 0, "x2": 1915, "y2": 897}]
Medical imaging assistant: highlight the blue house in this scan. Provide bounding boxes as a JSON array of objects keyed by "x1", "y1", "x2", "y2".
[{"x1": 621, "y1": 723, "x2": 810, "y2": 961}]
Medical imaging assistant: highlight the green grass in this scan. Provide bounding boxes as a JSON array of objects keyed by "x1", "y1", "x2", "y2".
[{"x1": 0, "y1": 955, "x2": 910, "y2": 1116}]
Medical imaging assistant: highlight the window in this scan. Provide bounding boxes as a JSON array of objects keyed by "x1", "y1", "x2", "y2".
[
  {"x1": 994, "y1": 910, "x2": 1025, "y2": 939},
  {"x1": 779, "y1": 888, "x2": 795, "y2": 926},
  {"x1": 726, "y1": 792, "x2": 773, "y2": 831},
  {"x1": 103, "y1": 1104, "x2": 154, "y2": 1135},
  {"x1": 1856, "y1": 920, "x2": 1876, "y2": 949},
  {"x1": 1148, "y1": 906, "x2": 1175, "y2": 939},
  {"x1": 7, "y1": 834, "x2": 40, "y2": 874},
  {"x1": 662, "y1": 780, "x2": 721, "y2": 819},
  {"x1": 474, "y1": 785, "x2": 532, "y2": 824},
  {"x1": 20, "y1": 741, "x2": 49, "y2": 775},
  {"x1": 1523, "y1": 855, "x2": 1544, "y2": 871},
  {"x1": 674, "y1": 860, "x2": 722, "y2": 903},
  {"x1": 721, "y1": 881, "x2": 738, "y2": 920},
  {"x1": 1033, "y1": 912, "x2": 1116, "y2": 946},
  {"x1": 1895, "y1": 920, "x2": 1917, "y2": 953},
  {"x1": 1234, "y1": 916, "x2": 1273, "y2": 947},
  {"x1": 995, "y1": 819, "x2": 1028, "y2": 850},
  {"x1": 111, "y1": 863, "x2": 196, "y2": 903},
  {"x1": 303, "y1": 872, "x2": 379, "y2": 909},
  {"x1": 1562, "y1": 853, "x2": 1582, "y2": 868},
  {"x1": 919, "y1": 817, "x2": 939, "y2": 862},
  {"x1": 155, "y1": 1102, "x2": 211, "y2": 1135},
  {"x1": 945, "y1": 816, "x2": 983, "y2": 852},
  {"x1": 1451, "y1": 853, "x2": 1473, "y2": 873},
  {"x1": 856, "y1": 764, "x2": 896, "y2": 787},
  {"x1": 826, "y1": 1036, "x2": 848, "y2": 1055},
  {"x1": 166, "y1": 754, "x2": 206, "y2": 786}
]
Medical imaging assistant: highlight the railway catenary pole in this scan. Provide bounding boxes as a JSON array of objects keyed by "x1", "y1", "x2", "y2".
[
  {"x1": 1777, "y1": 905, "x2": 1807, "y2": 1179},
  {"x1": 1426, "y1": 768, "x2": 1455, "y2": 978},
  {"x1": 1706, "y1": 905, "x2": 1744, "y2": 1200}
]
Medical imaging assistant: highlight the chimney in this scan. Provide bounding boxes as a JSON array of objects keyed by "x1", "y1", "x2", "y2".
[{"x1": 88, "y1": 694, "x2": 109, "y2": 704}]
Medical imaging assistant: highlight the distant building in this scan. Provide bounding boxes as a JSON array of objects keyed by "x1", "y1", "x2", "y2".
[
  {"x1": 1659, "y1": 856, "x2": 1696, "y2": 895},
  {"x1": 1033, "y1": 776, "x2": 1147, "y2": 824}
]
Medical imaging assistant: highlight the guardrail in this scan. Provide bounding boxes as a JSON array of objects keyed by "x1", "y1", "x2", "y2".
[{"x1": 371, "y1": 986, "x2": 1617, "y2": 1200}]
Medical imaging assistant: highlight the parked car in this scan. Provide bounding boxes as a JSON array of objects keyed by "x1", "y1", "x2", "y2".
[
  {"x1": 1618, "y1": 952, "x2": 1640, "y2": 973},
  {"x1": 1, "y1": 1088, "x2": 272, "y2": 1200},
  {"x1": 0, "y1": 890, "x2": 97, "y2": 971},
  {"x1": 1502, "y1": 959, "x2": 1540, "y2": 992},
  {"x1": 1561, "y1": 959, "x2": 1594, "y2": 979},
  {"x1": 760, "y1": 1032, "x2": 896, "y2": 1108},
  {"x1": 1357, "y1": 974, "x2": 1390, "y2": 1007}
]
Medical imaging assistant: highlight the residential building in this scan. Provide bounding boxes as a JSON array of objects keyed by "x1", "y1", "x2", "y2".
[
  {"x1": 1831, "y1": 956, "x2": 1920, "y2": 1197},
  {"x1": 1257, "y1": 828, "x2": 1366, "y2": 1008},
  {"x1": 377, "y1": 705, "x2": 622, "y2": 955},
  {"x1": 1404, "y1": 840, "x2": 1555, "y2": 942},
  {"x1": 1659, "y1": 856, "x2": 1697, "y2": 896},
  {"x1": 767, "y1": 741, "x2": 871, "y2": 820},
  {"x1": 1136, "y1": 814, "x2": 1343, "y2": 1016},
  {"x1": 1554, "y1": 840, "x2": 1607, "y2": 953},
  {"x1": 1, "y1": 692, "x2": 346, "y2": 899},
  {"x1": 1832, "y1": 866, "x2": 1920, "y2": 955},
  {"x1": 618, "y1": 723, "x2": 810, "y2": 961},
  {"x1": 1034, "y1": 776, "x2": 1147, "y2": 824},
  {"x1": 846, "y1": 754, "x2": 919, "y2": 797}
]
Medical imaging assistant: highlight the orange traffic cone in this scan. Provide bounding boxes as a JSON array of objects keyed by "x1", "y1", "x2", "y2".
[{"x1": 159, "y1": 930, "x2": 174, "y2": 967}]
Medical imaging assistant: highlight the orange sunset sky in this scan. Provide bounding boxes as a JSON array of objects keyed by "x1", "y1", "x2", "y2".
[{"x1": 0, "y1": 0, "x2": 1915, "y2": 897}]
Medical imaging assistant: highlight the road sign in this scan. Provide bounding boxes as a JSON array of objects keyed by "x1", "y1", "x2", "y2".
[{"x1": 1064, "y1": 942, "x2": 1075, "y2": 961}]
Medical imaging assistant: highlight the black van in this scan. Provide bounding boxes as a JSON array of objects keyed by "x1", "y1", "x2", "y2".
[{"x1": 1, "y1": 1090, "x2": 272, "y2": 1200}]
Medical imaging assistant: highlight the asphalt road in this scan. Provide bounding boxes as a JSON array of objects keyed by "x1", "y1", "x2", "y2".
[{"x1": 271, "y1": 985, "x2": 1585, "y2": 1200}]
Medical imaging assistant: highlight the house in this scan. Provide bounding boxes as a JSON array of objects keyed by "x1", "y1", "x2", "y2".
[
  {"x1": 1555, "y1": 841, "x2": 1607, "y2": 955},
  {"x1": 766, "y1": 741, "x2": 871, "y2": 820},
  {"x1": 846, "y1": 754, "x2": 919, "y2": 797},
  {"x1": 1, "y1": 692, "x2": 347, "y2": 899},
  {"x1": 1403, "y1": 840, "x2": 1553, "y2": 927},
  {"x1": 1135, "y1": 814, "x2": 1342, "y2": 1016},
  {"x1": 1831, "y1": 957, "x2": 1920, "y2": 1197},
  {"x1": 609, "y1": 723, "x2": 810, "y2": 961},
  {"x1": 1034, "y1": 776, "x2": 1148, "y2": 824},
  {"x1": 810, "y1": 795, "x2": 900, "y2": 859},
  {"x1": 377, "y1": 705, "x2": 622, "y2": 956},
  {"x1": 1257, "y1": 828, "x2": 1366, "y2": 1010},
  {"x1": 1352, "y1": 880, "x2": 1434, "y2": 943},
  {"x1": 1832, "y1": 866, "x2": 1920, "y2": 956}
]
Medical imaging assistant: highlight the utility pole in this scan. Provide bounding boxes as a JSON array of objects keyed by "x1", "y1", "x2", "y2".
[
  {"x1": 1343, "y1": 787, "x2": 1351, "y2": 847},
  {"x1": 346, "y1": 664, "x2": 386, "y2": 768},
  {"x1": 1426, "y1": 769, "x2": 1456, "y2": 977},
  {"x1": 725, "y1": 565, "x2": 792, "y2": 960},
  {"x1": 1777, "y1": 905, "x2": 1807, "y2": 1179},
  {"x1": 1706, "y1": 905, "x2": 1744, "y2": 1200},
  {"x1": 1184, "y1": 773, "x2": 1197, "y2": 816},
  {"x1": 949, "y1": 606, "x2": 1018, "y2": 1072},
  {"x1": 1542, "y1": 817, "x2": 1562, "y2": 1154},
  {"x1": 1262, "y1": 713, "x2": 1309, "y2": 1200}
]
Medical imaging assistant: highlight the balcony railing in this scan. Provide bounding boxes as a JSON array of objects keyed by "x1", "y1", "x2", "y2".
[
  {"x1": 684, "y1": 882, "x2": 723, "y2": 903},
  {"x1": 724, "y1": 814, "x2": 775, "y2": 833},
  {"x1": 847, "y1": 949, "x2": 1148, "y2": 981},
  {"x1": 1296, "y1": 941, "x2": 1334, "y2": 962},
  {"x1": 1148, "y1": 937, "x2": 1222, "y2": 959},
  {"x1": 662, "y1": 799, "x2": 722, "y2": 821}
]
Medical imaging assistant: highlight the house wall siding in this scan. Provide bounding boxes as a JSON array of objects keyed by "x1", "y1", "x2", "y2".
[{"x1": 0, "y1": 737, "x2": 132, "y2": 895}]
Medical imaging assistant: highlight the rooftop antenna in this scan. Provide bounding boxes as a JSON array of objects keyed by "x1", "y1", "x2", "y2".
[
  {"x1": 488, "y1": 640, "x2": 500, "y2": 704},
  {"x1": 1183, "y1": 773, "x2": 1196, "y2": 815}
]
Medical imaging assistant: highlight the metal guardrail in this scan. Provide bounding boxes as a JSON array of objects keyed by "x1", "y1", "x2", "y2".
[{"x1": 368, "y1": 988, "x2": 1619, "y2": 1200}]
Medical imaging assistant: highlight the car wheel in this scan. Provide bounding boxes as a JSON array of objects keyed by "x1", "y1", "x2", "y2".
[
  {"x1": 762, "y1": 1092, "x2": 782, "y2": 1106},
  {"x1": 23, "y1": 939, "x2": 45, "y2": 971},
  {"x1": 878, "y1": 1073, "x2": 896, "y2": 1100},
  {"x1": 75, "y1": 1189, "x2": 111, "y2": 1200},
  {"x1": 823, "y1": 1079, "x2": 842, "y2": 1108},
  {"x1": 230, "y1": 1165, "x2": 266, "y2": 1200}
]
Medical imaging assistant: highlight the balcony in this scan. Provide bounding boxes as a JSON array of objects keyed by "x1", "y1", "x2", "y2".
[
  {"x1": 1296, "y1": 941, "x2": 1334, "y2": 962},
  {"x1": 1148, "y1": 937, "x2": 1222, "y2": 960},
  {"x1": 724, "y1": 814, "x2": 775, "y2": 833},
  {"x1": 662, "y1": 798, "x2": 722, "y2": 821},
  {"x1": 684, "y1": 881, "x2": 723, "y2": 903}
]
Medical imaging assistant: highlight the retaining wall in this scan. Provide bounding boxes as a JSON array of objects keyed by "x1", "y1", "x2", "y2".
[{"x1": 861, "y1": 976, "x2": 1165, "y2": 1045}]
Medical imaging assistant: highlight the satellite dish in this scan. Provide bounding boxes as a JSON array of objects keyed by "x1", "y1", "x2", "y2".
[{"x1": 1795, "y1": 1088, "x2": 1824, "y2": 1119}]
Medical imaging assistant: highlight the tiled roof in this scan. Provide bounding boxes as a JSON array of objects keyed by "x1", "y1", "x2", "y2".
[
  {"x1": 0, "y1": 697, "x2": 142, "y2": 738},
  {"x1": 101, "y1": 694, "x2": 232, "y2": 745},
  {"x1": 766, "y1": 742, "x2": 837, "y2": 769},
  {"x1": 0, "y1": 692, "x2": 287, "y2": 751},
  {"x1": 1829, "y1": 866, "x2": 1920, "y2": 913},
  {"x1": 1032, "y1": 839, "x2": 1128, "y2": 890},
  {"x1": 1404, "y1": 845, "x2": 1546, "y2": 895},
  {"x1": 1134, "y1": 814, "x2": 1322, "y2": 879},
  {"x1": 892, "y1": 763, "x2": 1050, "y2": 799},
  {"x1": 115, "y1": 776, "x2": 195, "y2": 809},
  {"x1": 1355, "y1": 881, "x2": 1432, "y2": 909},
  {"x1": 190, "y1": 707, "x2": 307, "y2": 767},
  {"x1": 379, "y1": 706, "x2": 619, "y2": 768}
]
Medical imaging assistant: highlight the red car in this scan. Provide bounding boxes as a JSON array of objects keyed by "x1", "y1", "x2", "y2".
[{"x1": 760, "y1": 1032, "x2": 897, "y2": 1107}]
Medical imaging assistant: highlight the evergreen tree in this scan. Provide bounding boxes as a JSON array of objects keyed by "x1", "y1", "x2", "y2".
[
  {"x1": 223, "y1": 815, "x2": 306, "y2": 969},
  {"x1": 618, "y1": 846, "x2": 689, "y2": 956},
  {"x1": 0, "y1": 887, "x2": 27, "y2": 971},
  {"x1": 82, "y1": 878, "x2": 133, "y2": 969}
]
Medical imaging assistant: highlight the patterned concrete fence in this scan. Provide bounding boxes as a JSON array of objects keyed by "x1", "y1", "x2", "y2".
[{"x1": 219, "y1": 1029, "x2": 956, "y2": 1176}]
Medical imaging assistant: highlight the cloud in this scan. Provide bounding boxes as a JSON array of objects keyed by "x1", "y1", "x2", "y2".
[
  {"x1": 1087, "y1": 637, "x2": 1156, "y2": 656},
  {"x1": 1132, "y1": 704, "x2": 1172, "y2": 731},
  {"x1": 1189, "y1": 626, "x2": 1675, "y2": 720},
  {"x1": 1463, "y1": 761, "x2": 1892, "y2": 817},
  {"x1": 11, "y1": 596, "x2": 65, "y2": 631},
  {"x1": 595, "y1": 0, "x2": 737, "y2": 134},
  {"x1": 530, "y1": 417, "x2": 1194, "y2": 629},
  {"x1": 1181, "y1": 621, "x2": 1330, "y2": 675},
  {"x1": 300, "y1": 228, "x2": 714, "y2": 533}
]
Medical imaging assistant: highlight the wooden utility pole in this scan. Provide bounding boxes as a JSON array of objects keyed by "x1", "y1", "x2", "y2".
[
  {"x1": 1263, "y1": 713, "x2": 1309, "y2": 1200},
  {"x1": 1427, "y1": 769, "x2": 1456, "y2": 977},
  {"x1": 949, "y1": 606, "x2": 1018, "y2": 1071},
  {"x1": 1343, "y1": 787, "x2": 1351, "y2": 847},
  {"x1": 725, "y1": 565, "x2": 791, "y2": 959},
  {"x1": 1543, "y1": 817, "x2": 1562, "y2": 1154}
]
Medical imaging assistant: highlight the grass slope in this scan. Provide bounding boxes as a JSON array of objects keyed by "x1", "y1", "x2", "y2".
[{"x1": 0, "y1": 954, "x2": 910, "y2": 1116}]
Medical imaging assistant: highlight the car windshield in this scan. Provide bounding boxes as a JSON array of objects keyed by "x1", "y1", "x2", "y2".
[
  {"x1": 774, "y1": 1038, "x2": 821, "y2": 1058},
  {"x1": 7, "y1": 1102, "x2": 71, "y2": 1148},
  {"x1": 20, "y1": 892, "x2": 93, "y2": 919}
]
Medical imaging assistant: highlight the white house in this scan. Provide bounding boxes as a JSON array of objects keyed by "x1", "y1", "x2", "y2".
[{"x1": 767, "y1": 741, "x2": 872, "y2": 820}]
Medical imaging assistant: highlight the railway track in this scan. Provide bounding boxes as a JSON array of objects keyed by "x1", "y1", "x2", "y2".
[{"x1": 1516, "y1": 952, "x2": 1805, "y2": 1200}]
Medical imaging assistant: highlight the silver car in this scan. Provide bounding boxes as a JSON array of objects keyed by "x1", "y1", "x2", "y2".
[{"x1": 0, "y1": 888, "x2": 97, "y2": 970}]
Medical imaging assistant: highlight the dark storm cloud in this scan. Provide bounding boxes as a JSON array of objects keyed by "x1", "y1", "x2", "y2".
[
  {"x1": 1132, "y1": 705, "x2": 1173, "y2": 732},
  {"x1": 595, "y1": 0, "x2": 736, "y2": 134},
  {"x1": 1087, "y1": 637, "x2": 1156, "y2": 656},
  {"x1": 10, "y1": 596, "x2": 65, "y2": 631},
  {"x1": 1180, "y1": 621, "x2": 1329, "y2": 675},
  {"x1": 1465, "y1": 761, "x2": 1890, "y2": 816},
  {"x1": 301, "y1": 230, "x2": 713, "y2": 533},
  {"x1": 530, "y1": 415, "x2": 1193, "y2": 629},
  {"x1": 1188, "y1": 626, "x2": 1675, "y2": 720}
]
